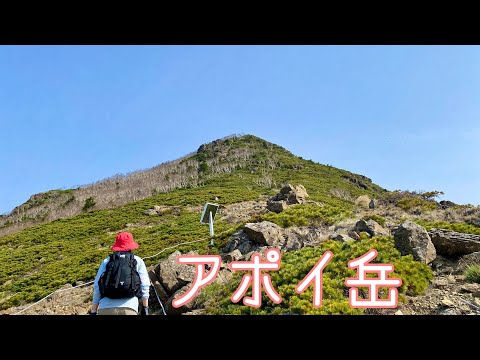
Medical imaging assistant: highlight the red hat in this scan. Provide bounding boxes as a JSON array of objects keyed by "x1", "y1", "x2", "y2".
[{"x1": 111, "y1": 232, "x2": 139, "y2": 251}]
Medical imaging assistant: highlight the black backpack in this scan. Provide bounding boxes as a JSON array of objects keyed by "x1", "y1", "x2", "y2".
[{"x1": 98, "y1": 251, "x2": 143, "y2": 299}]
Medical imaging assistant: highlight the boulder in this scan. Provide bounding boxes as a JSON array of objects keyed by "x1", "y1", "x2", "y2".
[
  {"x1": 429, "y1": 229, "x2": 480, "y2": 256},
  {"x1": 244, "y1": 221, "x2": 286, "y2": 247},
  {"x1": 354, "y1": 219, "x2": 389, "y2": 237},
  {"x1": 267, "y1": 184, "x2": 309, "y2": 212},
  {"x1": 355, "y1": 195, "x2": 371, "y2": 209},
  {"x1": 154, "y1": 250, "x2": 197, "y2": 294},
  {"x1": 393, "y1": 221, "x2": 436, "y2": 264},
  {"x1": 330, "y1": 233, "x2": 355, "y2": 242},
  {"x1": 222, "y1": 249, "x2": 243, "y2": 262},
  {"x1": 267, "y1": 200, "x2": 288, "y2": 213},
  {"x1": 166, "y1": 285, "x2": 197, "y2": 315}
]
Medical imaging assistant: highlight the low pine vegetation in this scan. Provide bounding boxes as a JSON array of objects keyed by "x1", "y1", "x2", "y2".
[
  {"x1": 414, "y1": 220, "x2": 480, "y2": 235},
  {"x1": 260, "y1": 203, "x2": 353, "y2": 228},
  {"x1": 199, "y1": 236, "x2": 433, "y2": 315}
]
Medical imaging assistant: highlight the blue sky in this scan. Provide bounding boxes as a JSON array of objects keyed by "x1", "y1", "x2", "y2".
[{"x1": 1, "y1": 45, "x2": 479, "y2": 214}]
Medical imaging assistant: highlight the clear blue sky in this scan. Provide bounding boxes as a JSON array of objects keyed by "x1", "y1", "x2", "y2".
[{"x1": 1, "y1": 45, "x2": 479, "y2": 214}]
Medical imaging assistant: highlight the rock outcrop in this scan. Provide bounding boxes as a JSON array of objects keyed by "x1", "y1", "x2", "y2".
[
  {"x1": 354, "y1": 219, "x2": 389, "y2": 237},
  {"x1": 394, "y1": 221, "x2": 437, "y2": 264},
  {"x1": 428, "y1": 229, "x2": 480, "y2": 256},
  {"x1": 355, "y1": 195, "x2": 371, "y2": 209},
  {"x1": 266, "y1": 184, "x2": 309, "y2": 213},
  {"x1": 244, "y1": 221, "x2": 286, "y2": 247}
]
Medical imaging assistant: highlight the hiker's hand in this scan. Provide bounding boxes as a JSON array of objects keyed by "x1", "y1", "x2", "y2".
[{"x1": 141, "y1": 307, "x2": 149, "y2": 316}]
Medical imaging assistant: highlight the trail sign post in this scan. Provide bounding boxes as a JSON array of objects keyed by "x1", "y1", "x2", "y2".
[{"x1": 200, "y1": 202, "x2": 219, "y2": 246}]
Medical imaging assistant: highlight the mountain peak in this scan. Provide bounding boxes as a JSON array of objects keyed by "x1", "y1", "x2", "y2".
[{"x1": 0, "y1": 133, "x2": 380, "y2": 237}]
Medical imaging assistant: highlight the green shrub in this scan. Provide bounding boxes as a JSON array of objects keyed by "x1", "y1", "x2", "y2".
[
  {"x1": 414, "y1": 220, "x2": 480, "y2": 235},
  {"x1": 397, "y1": 197, "x2": 436, "y2": 212},
  {"x1": 358, "y1": 231, "x2": 371, "y2": 240},
  {"x1": 464, "y1": 264, "x2": 480, "y2": 283},
  {"x1": 82, "y1": 197, "x2": 96, "y2": 212},
  {"x1": 260, "y1": 203, "x2": 352, "y2": 228},
  {"x1": 363, "y1": 214, "x2": 386, "y2": 227},
  {"x1": 198, "y1": 162, "x2": 209, "y2": 173},
  {"x1": 420, "y1": 191, "x2": 444, "y2": 201}
]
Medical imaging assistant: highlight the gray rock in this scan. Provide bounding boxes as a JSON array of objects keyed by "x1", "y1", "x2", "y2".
[
  {"x1": 215, "y1": 269, "x2": 233, "y2": 285},
  {"x1": 151, "y1": 280, "x2": 169, "y2": 304},
  {"x1": 331, "y1": 233, "x2": 355, "y2": 242},
  {"x1": 432, "y1": 278, "x2": 449, "y2": 288},
  {"x1": 237, "y1": 241, "x2": 253, "y2": 254},
  {"x1": 287, "y1": 193, "x2": 304, "y2": 205},
  {"x1": 438, "y1": 308, "x2": 462, "y2": 315},
  {"x1": 429, "y1": 229, "x2": 480, "y2": 256},
  {"x1": 394, "y1": 221, "x2": 437, "y2": 264},
  {"x1": 280, "y1": 184, "x2": 295, "y2": 195},
  {"x1": 348, "y1": 231, "x2": 360, "y2": 240},
  {"x1": 282, "y1": 232, "x2": 304, "y2": 251},
  {"x1": 267, "y1": 200, "x2": 288, "y2": 213},
  {"x1": 222, "y1": 230, "x2": 251, "y2": 253},
  {"x1": 177, "y1": 264, "x2": 196, "y2": 283},
  {"x1": 460, "y1": 283, "x2": 480, "y2": 297},
  {"x1": 355, "y1": 219, "x2": 389, "y2": 237},
  {"x1": 154, "y1": 250, "x2": 197, "y2": 294},
  {"x1": 222, "y1": 238, "x2": 239, "y2": 253},
  {"x1": 166, "y1": 285, "x2": 197, "y2": 315},
  {"x1": 244, "y1": 221, "x2": 286, "y2": 247},
  {"x1": 222, "y1": 249, "x2": 243, "y2": 262},
  {"x1": 441, "y1": 298, "x2": 455, "y2": 307},
  {"x1": 269, "y1": 184, "x2": 309, "y2": 206},
  {"x1": 355, "y1": 195, "x2": 371, "y2": 209}
]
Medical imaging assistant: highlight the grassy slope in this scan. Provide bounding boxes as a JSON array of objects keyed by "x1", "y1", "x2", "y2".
[{"x1": 0, "y1": 135, "x2": 389, "y2": 310}]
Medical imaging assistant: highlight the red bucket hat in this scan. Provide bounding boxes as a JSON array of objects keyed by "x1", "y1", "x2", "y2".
[{"x1": 111, "y1": 232, "x2": 139, "y2": 251}]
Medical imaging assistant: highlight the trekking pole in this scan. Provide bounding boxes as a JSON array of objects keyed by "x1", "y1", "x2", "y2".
[{"x1": 151, "y1": 285, "x2": 167, "y2": 315}]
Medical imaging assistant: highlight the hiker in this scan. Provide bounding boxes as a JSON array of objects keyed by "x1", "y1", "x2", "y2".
[{"x1": 89, "y1": 232, "x2": 150, "y2": 315}]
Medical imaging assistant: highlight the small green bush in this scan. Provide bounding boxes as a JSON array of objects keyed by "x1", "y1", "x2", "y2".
[
  {"x1": 358, "y1": 231, "x2": 371, "y2": 241},
  {"x1": 82, "y1": 197, "x2": 96, "y2": 212},
  {"x1": 198, "y1": 162, "x2": 209, "y2": 173},
  {"x1": 363, "y1": 214, "x2": 386, "y2": 227},
  {"x1": 261, "y1": 203, "x2": 352, "y2": 228},
  {"x1": 397, "y1": 197, "x2": 436, "y2": 212},
  {"x1": 415, "y1": 220, "x2": 480, "y2": 235},
  {"x1": 464, "y1": 264, "x2": 480, "y2": 283}
]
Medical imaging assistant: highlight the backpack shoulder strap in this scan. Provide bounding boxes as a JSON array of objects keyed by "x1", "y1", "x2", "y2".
[
  {"x1": 125, "y1": 252, "x2": 136, "y2": 266},
  {"x1": 104, "y1": 252, "x2": 120, "y2": 283}
]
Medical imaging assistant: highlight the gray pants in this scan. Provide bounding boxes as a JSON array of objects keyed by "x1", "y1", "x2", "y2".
[{"x1": 97, "y1": 307, "x2": 138, "y2": 315}]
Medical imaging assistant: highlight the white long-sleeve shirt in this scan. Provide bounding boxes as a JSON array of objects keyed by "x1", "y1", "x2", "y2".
[{"x1": 92, "y1": 252, "x2": 150, "y2": 312}]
